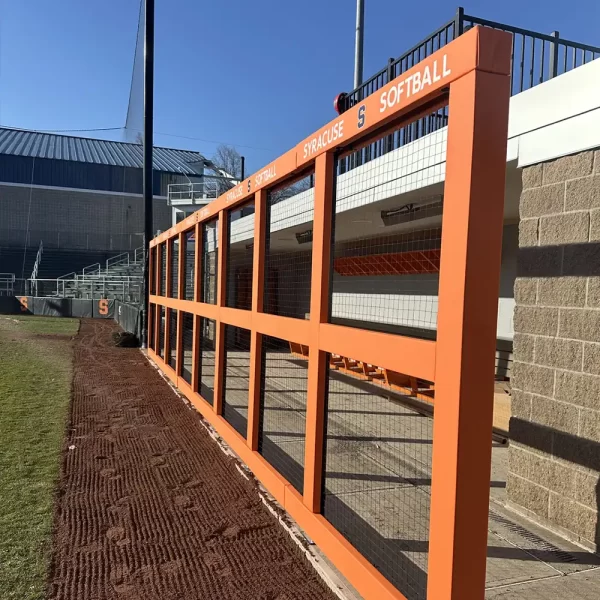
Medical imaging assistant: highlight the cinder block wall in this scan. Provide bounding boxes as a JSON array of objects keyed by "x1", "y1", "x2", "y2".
[{"x1": 509, "y1": 149, "x2": 600, "y2": 552}]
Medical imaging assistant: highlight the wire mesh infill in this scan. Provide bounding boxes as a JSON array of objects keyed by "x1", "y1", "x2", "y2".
[
  {"x1": 197, "y1": 317, "x2": 216, "y2": 405},
  {"x1": 258, "y1": 335, "x2": 308, "y2": 494},
  {"x1": 222, "y1": 324, "x2": 251, "y2": 438},
  {"x1": 321, "y1": 355, "x2": 433, "y2": 600},
  {"x1": 226, "y1": 200, "x2": 255, "y2": 310}
]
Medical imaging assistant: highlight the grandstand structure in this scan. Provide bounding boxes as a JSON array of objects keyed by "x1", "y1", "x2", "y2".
[{"x1": 0, "y1": 126, "x2": 233, "y2": 298}]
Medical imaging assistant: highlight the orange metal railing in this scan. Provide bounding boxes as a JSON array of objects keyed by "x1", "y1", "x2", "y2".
[{"x1": 147, "y1": 26, "x2": 511, "y2": 600}]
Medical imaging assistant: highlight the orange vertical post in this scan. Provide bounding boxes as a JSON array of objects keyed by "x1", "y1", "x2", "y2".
[
  {"x1": 247, "y1": 190, "x2": 266, "y2": 450},
  {"x1": 303, "y1": 153, "x2": 334, "y2": 512},
  {"x1": 427, "y1": 68, "x2": 510, "y2": 600},
  {"x1": 213, "y1": 211, "x2": 228, "y2": 415}
]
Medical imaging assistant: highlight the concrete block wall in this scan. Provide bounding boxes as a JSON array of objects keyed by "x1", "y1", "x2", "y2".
[{"x1": 509, "y1": 149, "x2": 600, "y2": 552}]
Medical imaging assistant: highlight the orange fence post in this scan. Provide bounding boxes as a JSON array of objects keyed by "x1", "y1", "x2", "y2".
[
  {"x1": 247, "y1": 190, "x2": 266, "y2": 450},
  {"x1": 427, "y1": 68, "x2": 510, "y2": 599},
  {"x1": 303, "y1": 151, "x2": 334, "y2": 513},
  {"x1": 213, "y1": 210, "x2": 228, "y2": 416}
]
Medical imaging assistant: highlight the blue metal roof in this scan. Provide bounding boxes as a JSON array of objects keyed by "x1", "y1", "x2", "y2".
[{"x1": 0, "y1": 127, "x2": 206, "y2": 175}]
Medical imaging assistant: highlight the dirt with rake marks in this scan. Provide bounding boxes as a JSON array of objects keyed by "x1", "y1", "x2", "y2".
[{"x1": 48, "y1": 319, "x2": 336, "y2": 600}]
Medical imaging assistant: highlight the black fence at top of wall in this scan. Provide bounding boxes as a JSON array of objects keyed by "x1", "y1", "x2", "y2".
[{"x1": 335, "y1": 7, "x2": 600, "y2": 175}]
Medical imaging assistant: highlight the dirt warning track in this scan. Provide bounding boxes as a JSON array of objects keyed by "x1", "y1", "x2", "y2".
[{"x1": 48, "y1": 319, "x2": 335, "y2": 600}]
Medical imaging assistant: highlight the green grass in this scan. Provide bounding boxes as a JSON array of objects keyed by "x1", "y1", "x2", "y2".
[
  {"x1": 8, "y1": 315, "x2": 79, "y2": 336},
  {"x1": 0, "y1": 316, "x2": 78, "y2": 599}
]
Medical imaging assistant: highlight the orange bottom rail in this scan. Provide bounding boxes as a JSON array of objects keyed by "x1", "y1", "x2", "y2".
[{"x1": 289, "y1": 342, "x2": 435, "y2": 403}]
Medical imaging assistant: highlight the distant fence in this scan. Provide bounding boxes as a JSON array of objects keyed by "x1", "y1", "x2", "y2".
[
  {"x1": 0, "y1": 296, "x2": 113, "y2": 319},
  {"x1": 114, "y1": 300, "x2": 142, "y2": 337},
  {"x1": 0, "y1": 296, "x2": 141, "y2": 338}
]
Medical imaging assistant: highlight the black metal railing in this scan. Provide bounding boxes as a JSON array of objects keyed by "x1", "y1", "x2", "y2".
[{"x1": 336, "y1": 7, "x2": 600, "y2": 174}]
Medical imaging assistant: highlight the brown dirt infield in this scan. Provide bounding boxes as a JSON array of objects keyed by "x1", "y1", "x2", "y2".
[{"x1": 48, "y1": 319, "x2": 336, "y2": 600}]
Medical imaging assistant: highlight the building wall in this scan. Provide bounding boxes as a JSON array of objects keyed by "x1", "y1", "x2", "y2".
[
  {"x1": 0, "y1": 184, "x2": 171, "y2": 251},
  {"x1": 508, "y1": 149, "x2": 600, "y2": 552}
]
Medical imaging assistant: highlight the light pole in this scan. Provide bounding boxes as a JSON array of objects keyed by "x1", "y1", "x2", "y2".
[
  {"x1": 141, "y1": 0, "x2": 154, "y2": 348},
  {"x1": 354, "y1": 0, "x2": 365, "y2": 89}
]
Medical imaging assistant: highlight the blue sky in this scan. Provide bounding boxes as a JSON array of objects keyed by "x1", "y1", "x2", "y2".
[{"x1": 1, "y1": 0, "x2": 599, "y2": 173}]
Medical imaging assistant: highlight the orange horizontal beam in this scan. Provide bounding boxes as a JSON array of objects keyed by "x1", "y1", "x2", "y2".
[
  {"x1": 151, "y1": 297, "x2": 311, "y2": 347},
  {"x1": 150, "y1": 296, "x2": 219, "y2": 320},
  {"x1": 252, "y1": 312, "x2": 311, "y2": 346},
  {"x1": 319, "y1": 323, "x2": 436, "y2": 382},
  {"x1": 219, "y1": 306, "x2": 252, "y2": 329},
  {"x1": 149, "y1": 27, "x2": 511, "y2": 248}
]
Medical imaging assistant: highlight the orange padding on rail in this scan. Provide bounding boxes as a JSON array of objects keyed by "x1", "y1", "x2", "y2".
[{"x1": 333, "y1": 249, "x2": 441, "y2": 276}]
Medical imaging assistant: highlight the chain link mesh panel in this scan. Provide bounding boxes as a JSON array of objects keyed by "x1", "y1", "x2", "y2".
[
  {"x1": 197, "y1": 317, "x2": 216, "y2": 405},
  {"x1": 168, "y1": 309, "x2": 177, "y2": 370},
  {"x1": 202, "y1": 219, "x2": 218, "y2": 304},
  {"x1": 183, "y1": 229, "x2": 195, "y2": 301},
  {"x1": 331, "y1": 130, "x2": 446, "y2": 341},
  {"x1": 157, "y1": 305, "x2": 165, "y2": 358},
  {"x1": 150, "y1": 247, "x2": 157, "y2": 296},
  {"x1": 226, "y1": 200, "x2": 255, "y2": 310},
  {"x1": 159, "y1": 243, "x2": 166, "y2": 296},
  {"x1": 222, "y1": 324, "x2": 251, "y2": 438},
  {"x1": 258, "y1": 334, "x2": 308, "y2": 494},
  {"x1": 148, "y1": 303, "x2": 155, "y2": 351},
  {"x1": 170, "y1": 238, "x2": 179, "y2": 299},
  {"x1": 181, "y1": 312, "x2": 193, "y2": 384},
  {"x1": 264, "y1": 177, "x2": 314, "y2": 319},
  {"x1": 322, "y1": 355, "x2": 433, "y2": 600}
]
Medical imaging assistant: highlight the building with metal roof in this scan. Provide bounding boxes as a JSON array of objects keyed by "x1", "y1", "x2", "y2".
[
  {"x1": 0, "y1": 127, "x2": 224, "y2": 278},
  {"x1": 0, "y1": 127, "x2": 207, "y2": 175}
]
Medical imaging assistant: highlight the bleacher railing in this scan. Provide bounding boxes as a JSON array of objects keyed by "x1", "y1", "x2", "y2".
[
  {"x1": 0, "y1": 273, "x2": 15, "y2": 296},
  {"x1": 27, "y1": 277, "x2": 142, "y2": 302},
  {"x1": 335, "y1": 6, "x2": 600, "y2": 174},
  {"x1": 148, "y1": 28, "x2": 512, "y2": 600},
  {"x1": 29, "y1": 241, "x2": 44, "y2": 280}
]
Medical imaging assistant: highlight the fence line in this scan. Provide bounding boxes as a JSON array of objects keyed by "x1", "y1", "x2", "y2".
[{"x1": 147, "y1": 27, "x2": 511, "y2": 600}]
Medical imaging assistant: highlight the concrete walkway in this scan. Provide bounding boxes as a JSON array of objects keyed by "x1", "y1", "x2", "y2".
[{"x1": 233, "y1": 350, "x2": 600, "y2": 600}]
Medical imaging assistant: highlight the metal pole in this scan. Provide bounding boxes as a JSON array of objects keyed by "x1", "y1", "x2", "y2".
[
  {"x1": 549, "y1": 31, "x2": 560, "y2": 78},
  {"x1": 241, "y1": 155, "x2": 245, "y2": 180},
  {"x1": 142, "y1": 0, "x2": 155, "y2": 348},
  {"x1": 353, "y1": 0, "x2": 365, "y2": 89}
]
